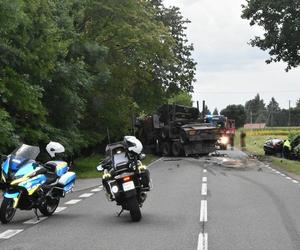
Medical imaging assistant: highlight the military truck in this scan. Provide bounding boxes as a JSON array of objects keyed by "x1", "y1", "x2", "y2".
[{"x1": 135, "y1": 104, "x2": 219, "y2": 156}]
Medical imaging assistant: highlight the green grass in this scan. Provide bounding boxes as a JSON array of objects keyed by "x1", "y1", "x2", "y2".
[
  {"x1": 235, "y1": 128, "x2": 300, "y2": 176},
  {"x1": 73, "y1": 153, "x2": 159, "y2": 179}
]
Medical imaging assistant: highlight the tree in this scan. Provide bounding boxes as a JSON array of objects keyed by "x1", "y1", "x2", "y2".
[
  {"x1": 220, "y1": 105, "x2": 246, "y2": 128},
  {"x1": 245, "y1": 94, "x2": 267, "y2": 123},
  {"x1": 168, "y1": 91, "x2": 193, "y2": 107},
  {"x1": 267, "y1": 97, "x2": 281, "y2": 126},
  {"x1": 296, "y1": 99, "x2": 300, "y2": 109},
  {"x1": 213, "y1": 108, "x2": 219, "y2": 115},
  {"x1": 242, "y1": 0, "x2": 300, "y2": 71}
]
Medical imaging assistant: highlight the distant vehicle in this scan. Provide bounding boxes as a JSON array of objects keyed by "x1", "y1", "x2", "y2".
[
  {"x1": 136, "y1": 104, "x2": 219, "y2": 156},
  {"x1": 263, "y1": 138, "x2": 283, "y2": 156},
  {"x1": 204, "y1": 115, "x2": 236, "y2": 150}
]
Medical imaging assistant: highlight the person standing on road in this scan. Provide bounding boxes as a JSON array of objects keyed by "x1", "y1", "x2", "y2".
[{"x1": 240, "y1": 131, "x2": 246, "y2": 151}]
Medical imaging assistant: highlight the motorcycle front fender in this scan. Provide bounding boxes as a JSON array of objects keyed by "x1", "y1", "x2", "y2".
[{"x1": 4, "y1": 191, "x2": 21, "y2": 208}]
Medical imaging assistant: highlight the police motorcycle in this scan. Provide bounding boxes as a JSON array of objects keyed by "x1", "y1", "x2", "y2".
[
  {"x1": 0, "y1": 142, "x2": 76, "y2": 224},
  {"x1": 97, "y1": 136, "x2": 151, "y2": 222}
]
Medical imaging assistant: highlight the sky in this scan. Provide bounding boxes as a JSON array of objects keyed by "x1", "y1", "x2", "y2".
[{"x1": 163, "y1": 0, "x2": 300, "y2": 112}]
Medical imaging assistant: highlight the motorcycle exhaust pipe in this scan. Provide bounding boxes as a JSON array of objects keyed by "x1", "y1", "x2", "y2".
[{"x1": 140, "y1": 192, "x2": 147, "y2": 203}]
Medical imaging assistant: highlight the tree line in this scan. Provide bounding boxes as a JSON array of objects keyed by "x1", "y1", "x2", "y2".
[
  {"x1": 217, "y1": 95, "x2": 300, "y2": 128},
  {"x1": 0, "y1": 0, "x2": 196, "y2": 156}
]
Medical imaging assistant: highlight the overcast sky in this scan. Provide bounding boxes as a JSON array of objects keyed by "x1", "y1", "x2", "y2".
[{"x1": 163, "y1": 0, "x2": 300, "y2": 112}]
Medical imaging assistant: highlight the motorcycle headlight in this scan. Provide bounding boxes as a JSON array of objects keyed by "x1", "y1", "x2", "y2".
[
  {"x1": 111, "y1": 186, "x2": 119, "y2": 193},
  {"x1": 220, "y1": 136, "x2": 229, "y2": 145}
]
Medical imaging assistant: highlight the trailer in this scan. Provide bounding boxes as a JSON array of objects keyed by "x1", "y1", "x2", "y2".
[{"x1": 135, "y1": 104, "x2": 219, "y2": 156}]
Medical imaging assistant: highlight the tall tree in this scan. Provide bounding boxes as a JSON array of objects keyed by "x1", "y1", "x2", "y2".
[
  {"x1": 220, "y1": 105, "x2": 246, "y2": 128},
  {"x1": 242, "y1": 0, "x2": 300, "y2": 71},
  {"x1": 245, "y1": 94, "x2": 267, "y2": 123},
  {"x1": 213, "y1": 108, "x2": 219, "y2": 115}
]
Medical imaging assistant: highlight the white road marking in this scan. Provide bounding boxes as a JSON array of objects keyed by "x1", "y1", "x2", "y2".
[
  {"x1": 24, "y1": 216, "x2": 48, "y2": 225},
  {"x1": 203, "y1": 169, "x2": 207, "y2": 173},
  {"x1": 271, "y1": 169, "x2": 276, "y2": 172},
  {"x1": 91, "y1": 187, "x2": 102, "y2": 192},
  {"x1": 79, "y1": 193, "x2": 94, "y2": 198},
  {"x1": 202, "y1": 177, "x2": 207, "y2": 183},
  {"x1": 286, "y1": 177, "x2": 292, "y2": 180},
  {"x1": 65, "y1": 199, "x2": 81, "y2": 205},
  {"x1": 292, "y1": 180, "x2": 299, "y2": 184},
  {"x1": 280, "y1": 173, "x2": 286, "y2": 177},
  {"x1": 147, "y1": 157, "x2": 163, "y2": 168},
  {"x1": 0, "y1": 229, "x2": 23, "y2": 239},
  {"x1": 201, "y1": 183, "x2": 207, "y2": 196},
  {"x1": 275, "y1": 171, "x2": 281, "y2": 174},
  {"x1": 55, "y1": 207, "x2": 67, "y2": 213},
  {"x1": 197, "y1": 233, "x2": 208, "y2": 250},
  {"x1": 200, "y1": 200, "x2": 207, "y2": 222}
]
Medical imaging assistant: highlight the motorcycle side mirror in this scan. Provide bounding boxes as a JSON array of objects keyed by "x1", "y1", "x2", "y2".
[
  {"x1": 139, "y1": 153, "x2": 146, "y2": 160},
  {"x1": 96, "y1": 164, "x2": 104, "y2": 172}
]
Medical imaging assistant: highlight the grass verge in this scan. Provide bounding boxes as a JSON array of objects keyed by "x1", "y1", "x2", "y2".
[{"x1": 74, "y1": 153, "x2": 159, "y2": 179}]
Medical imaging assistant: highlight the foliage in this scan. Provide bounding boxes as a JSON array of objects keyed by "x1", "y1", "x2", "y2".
[
  {"x1": 0, "y1": 0, "x2": 196, "y2": 156},
  {"x1": 168, "y1": 91, "x2": 193, "y2": 107},
  {"x1": 242, "y1": 0, "x2": 300, "y2": 71},
  {"x1": 220, "y1": 104, "x2": 246, "y2": 128}
]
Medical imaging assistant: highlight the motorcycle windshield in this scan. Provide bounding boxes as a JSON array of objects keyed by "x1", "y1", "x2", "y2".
[{"x1": 11, "y1": 144, "x2": 40, "y2": 160}]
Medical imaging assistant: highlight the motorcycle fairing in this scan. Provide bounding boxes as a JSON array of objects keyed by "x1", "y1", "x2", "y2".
[
  {"x1": 2, "y1": 159, "x2": 9, "y2": 175},
  {"x1": 58, "y1": 172, "x2": 76, "y2": 192},
  {"x1": 4, "y1": 191, "x2": 20, "y2": 208},
  {"x1": 18, "y1": 174, "x2": 47, "y2": 195},
  {"x1": 14, "y1": 162, "x2": 36, "y2": 178}
]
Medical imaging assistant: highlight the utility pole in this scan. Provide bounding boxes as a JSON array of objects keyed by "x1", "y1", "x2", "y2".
[
  {"x1": 288, "y1": 100, "x2": 291, "y2": 127},
  {"x1": 250, "y1": 111, "x2": 253, "y2": 124}
]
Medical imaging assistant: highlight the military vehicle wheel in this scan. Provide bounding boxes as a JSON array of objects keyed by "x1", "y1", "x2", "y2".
[
  {"x1": 172, "y1": 142, "x2": 182, "y2": 157},
  {"x1": 162, "y1": 142, "x2": 171, "y2": 156}
]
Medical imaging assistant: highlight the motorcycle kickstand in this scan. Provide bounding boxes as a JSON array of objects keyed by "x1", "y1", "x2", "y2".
[
  {"x1": 116, "y1": 209, "x2": 124, "y2": 217},
  {"x1": 34, "y1": 208, "x2": 40, "y2": 221}
]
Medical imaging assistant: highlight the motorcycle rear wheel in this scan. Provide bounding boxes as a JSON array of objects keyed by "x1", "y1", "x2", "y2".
[
  {"x1": 127, "y1": 197, "x2": 141, "y2": 222},
  {"x1": 39, "y1": 197, "x2": 60, "y2": 216},
  {"x1": 0, "y1": 198, "x2": 16, "y2": 224}
]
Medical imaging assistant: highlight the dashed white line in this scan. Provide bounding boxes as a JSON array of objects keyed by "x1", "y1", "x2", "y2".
[
  {"x1": 91, "y1": 187, "x2": 102, "y2": 192},
  {"x1": 203, "y1": 169, "x2": 207, "y2": 173},
  {"x1": 0, "y1": 229, "x2": 23, "y2": 239},
  {"x1": 201, "y1": 183, "x2": 207, "y2": 196},
  {"x1": 286, "y1": 176, "x2": 292, "y2": 180},
  {"x1": 79, "y1": 193, "x2": 94, "y2": 198},
  {"x1": 292, "y1": 180, "x2": 299, "y2": 184},
  {"x1": 65, "y1": 199, "x2": 81, "y2": 205},
  {"x1": 275, "y1": 171, "x2": 281, "y2": 174},
  {"x1": 202, "y1": 177, "x2": 207, "y2": 183},
  {"x1": 55, "y1": 207, "x2": 67, "y2": 213},
  {"x1": 197, "y1": 233, "x2": 208, "y2": 250},
  {"x1": 280, "y1": 173, "x2": 286, "y2": 177},
  {"x1": 200, "y1": 200, "x2": 207, "y2": 222},
  {"x1": 24, "y1": 216, "x2": 48, "y2": 225}
]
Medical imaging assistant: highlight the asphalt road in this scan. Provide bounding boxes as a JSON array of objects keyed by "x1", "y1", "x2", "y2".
[{"x1": 1, "y1": 150, "x2": 300, "y2": 250}]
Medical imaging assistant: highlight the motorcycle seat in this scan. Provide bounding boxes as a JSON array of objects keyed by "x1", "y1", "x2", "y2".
[
  {"x1": 44, "y1": 172, "x2": 58, "y2": 185},
  {"x1": 44, "y1": 161, "x2": 58, "y2": 173}
]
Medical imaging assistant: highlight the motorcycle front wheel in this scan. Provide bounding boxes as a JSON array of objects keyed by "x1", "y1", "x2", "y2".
[
  {"x1": 0, "y1": 198, "x2": 16, "y2": 224},
  {"x1": 39, "y1": 197, "x2": 60, "y2": 216},
  {"x1": 127, "y1": 197, "x2": 141, "y2": 222}
]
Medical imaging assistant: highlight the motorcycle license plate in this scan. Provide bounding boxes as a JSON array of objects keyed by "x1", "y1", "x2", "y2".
[{"x1": 122, "y1": 181, "x2": 135, "y2": 191}]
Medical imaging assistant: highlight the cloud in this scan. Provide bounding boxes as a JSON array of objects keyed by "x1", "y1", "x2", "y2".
[{"x1": 163, "y1": 0, "x2": 300, "y2": 110}]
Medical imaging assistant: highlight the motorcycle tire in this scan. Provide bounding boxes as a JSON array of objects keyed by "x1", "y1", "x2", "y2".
[
  {"x1": 127, "y1": 197, "x2": 141, "y2": 222},
  {"x1": 39, "y1": 197, "x2": 60, "y2": 216},
  {"x1": 0, "y1": 198, "x2": 16, "y2": 224}
]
